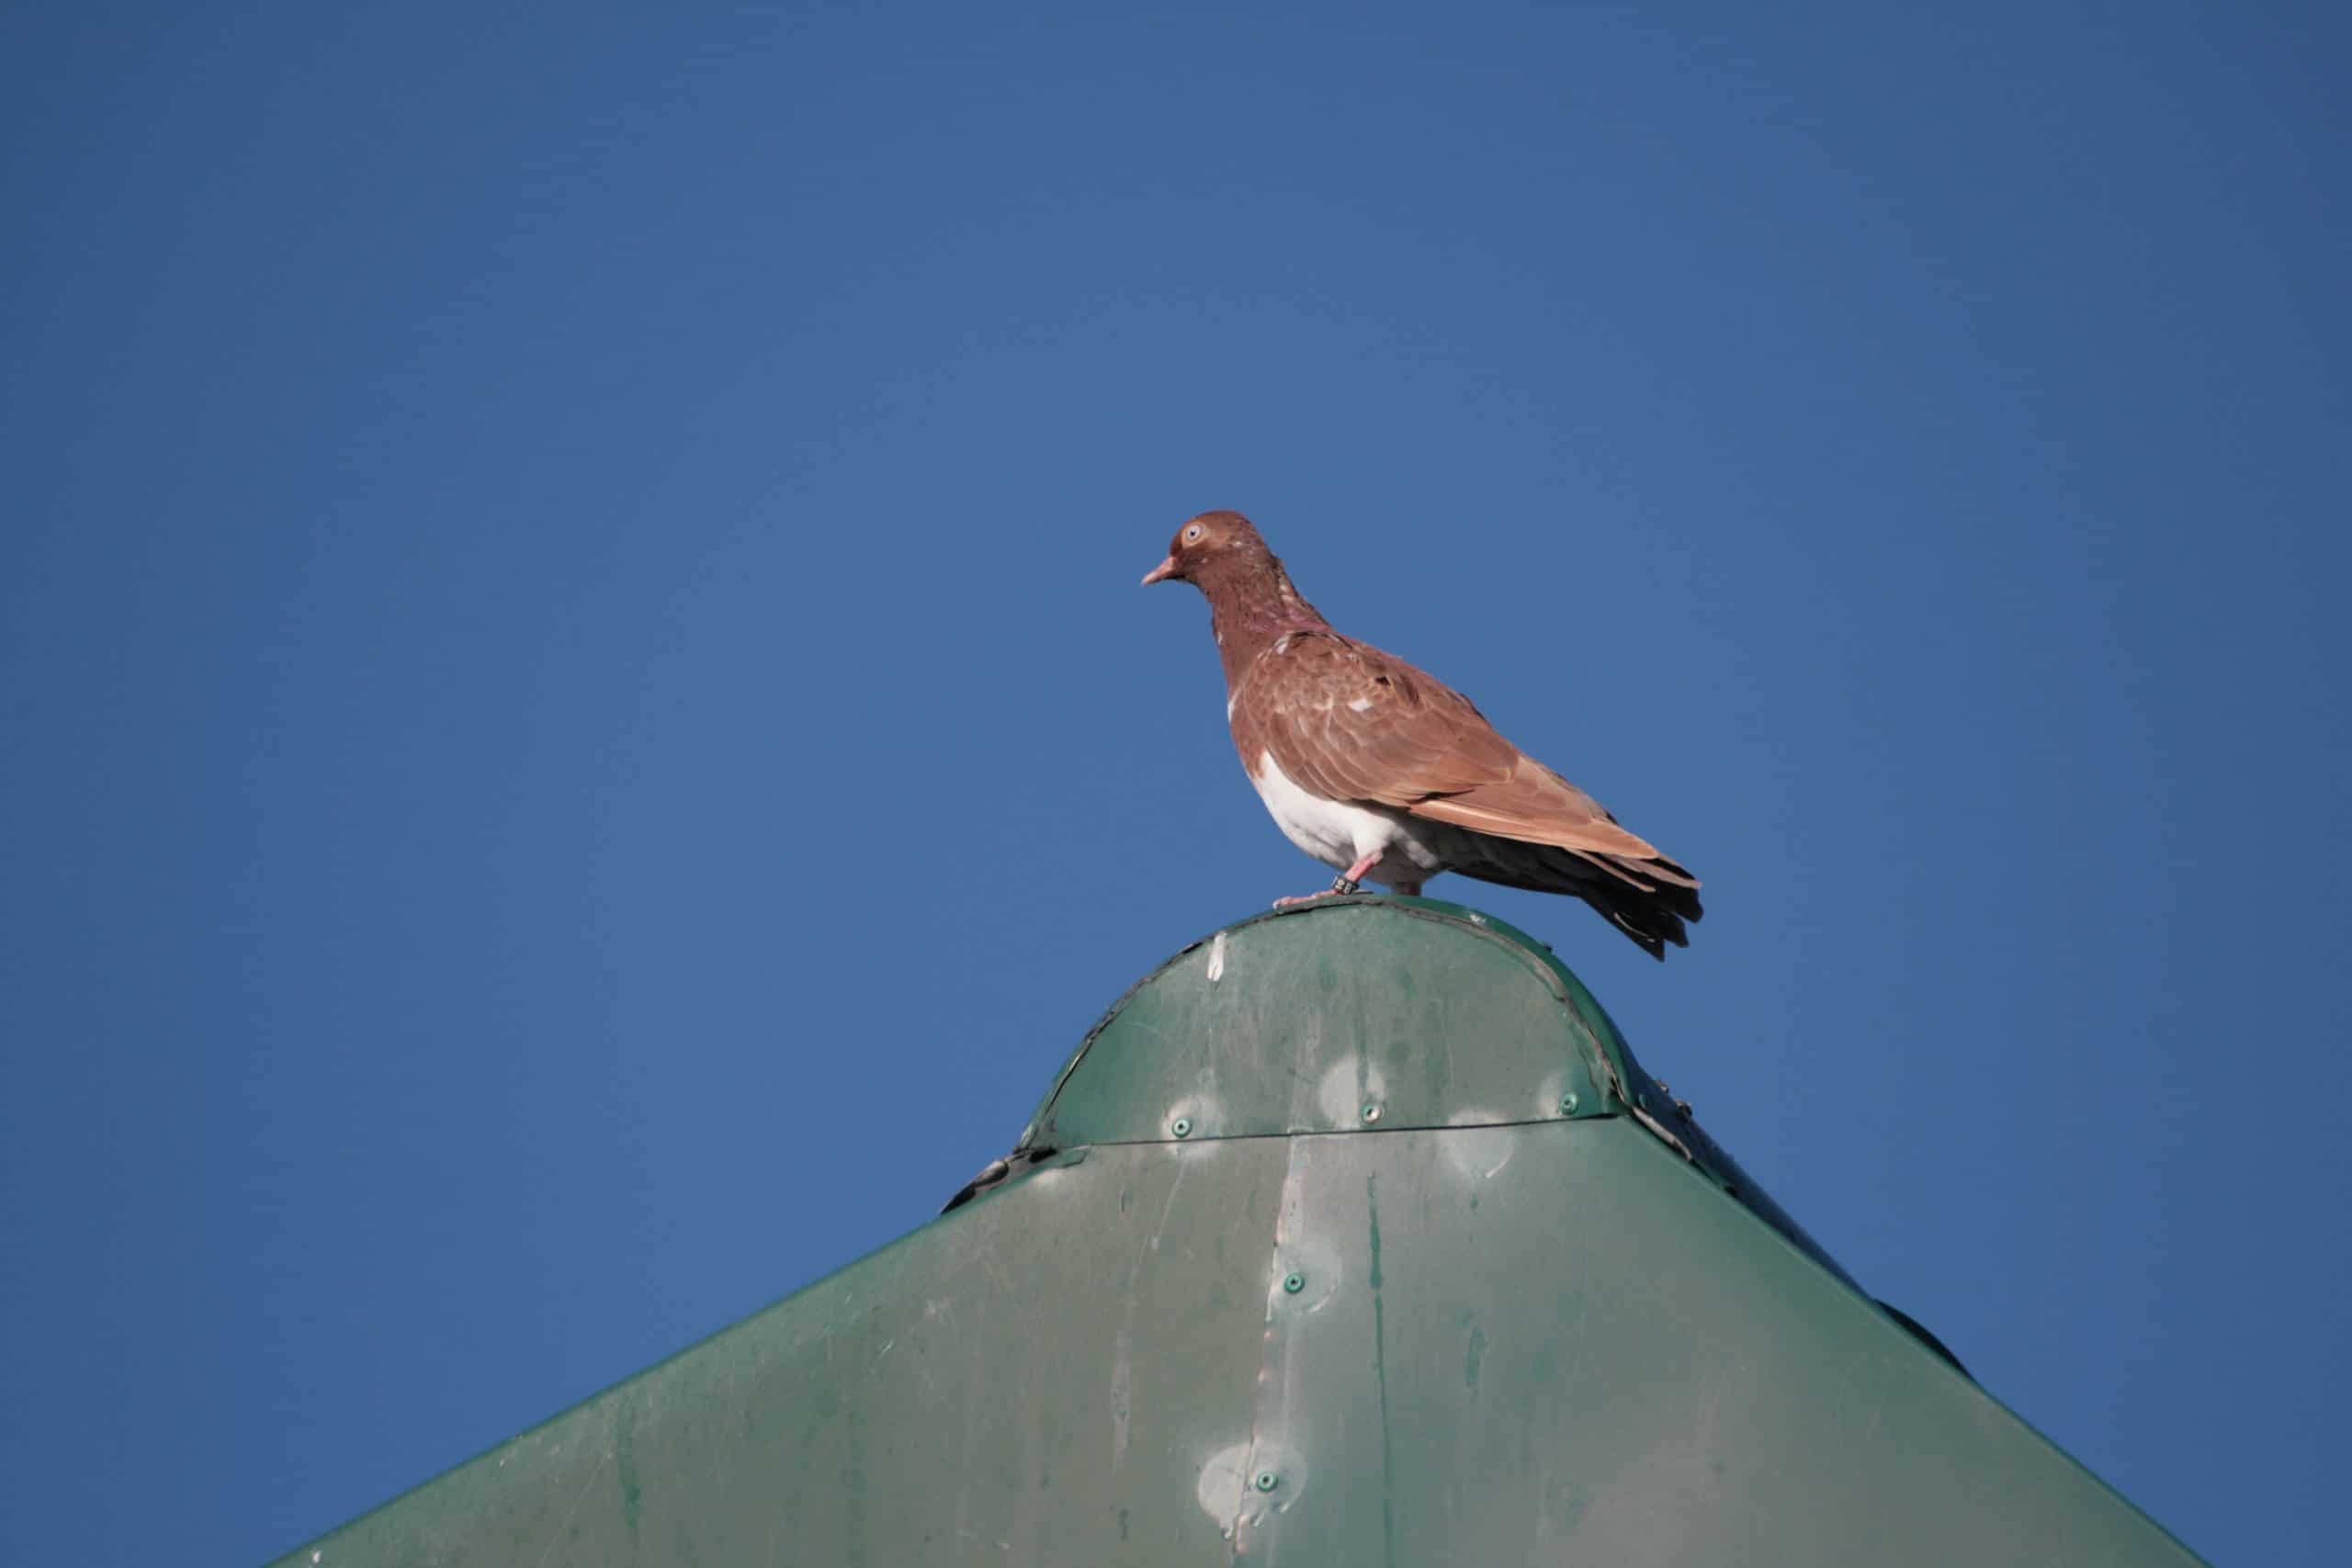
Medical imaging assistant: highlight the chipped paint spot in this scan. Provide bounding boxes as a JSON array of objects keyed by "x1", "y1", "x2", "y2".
[
  {"x1": 1163, "y1": 1094, "x2": 1225, "y2": 1145},
  {"x1": 1205, "y1": 931, "x2": 1227, "y2": 983},
  {"x1": 1442, "y1": 1110, "x2": 1516, "y2": 1181},
  {"x1": 1317, "y1": 1056, "x2": 1386, "y2": 1126},
  {"x1": 1200, "y1": 1436, "x2": 1307, "y2": 1544},
  {"x1": 1195, "y1": 1440, "x2": 1252, "y2": 1532},
  {"x1": 1349, "y1": 696, "x2": 1374, "y2": 712},
  {"x1": 1273, "y1": 1238, "x2": 1342, "y2": 1314}
]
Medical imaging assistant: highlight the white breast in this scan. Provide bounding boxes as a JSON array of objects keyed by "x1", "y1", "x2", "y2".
[{"x1": 1247, "y1": 750, "x2": 1446, "y2": 882}]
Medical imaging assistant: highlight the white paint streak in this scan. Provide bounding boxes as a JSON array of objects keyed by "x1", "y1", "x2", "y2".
[
  {"x1": 1110, "y1": 1328, "x2": 1133, "y2": 1470},
  {"x1": 1205, "y1": 931, "x2": 1227, "y2": 983}
]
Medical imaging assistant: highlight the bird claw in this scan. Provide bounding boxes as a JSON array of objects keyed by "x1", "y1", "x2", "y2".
[{"x1": 1272, "y1": 875, "x2": 1362, "y2": 909}]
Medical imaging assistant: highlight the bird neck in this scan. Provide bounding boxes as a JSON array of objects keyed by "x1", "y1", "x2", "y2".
[{"x1": 1202, "y1": 556, "x2": 1329, "y2": 689}]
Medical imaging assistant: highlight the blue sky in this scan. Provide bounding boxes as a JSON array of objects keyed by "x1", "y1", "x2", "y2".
[{"x1": 3, "y1": 3, "x2": 2346, "y2": 1562}]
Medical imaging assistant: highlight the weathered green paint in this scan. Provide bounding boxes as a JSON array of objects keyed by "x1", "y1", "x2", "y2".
[
  {"x1": 1027, "y1": 896, "x2": 1852, "y2": 1284},
  {"x1": 267, "y1": 897, "x2": 2205, "y2": 1566},
  {"x1": 1028, "y1": 897, "x2": 1610, "y2": 1147}
]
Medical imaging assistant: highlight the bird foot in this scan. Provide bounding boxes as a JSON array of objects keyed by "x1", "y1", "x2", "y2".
[{"x1": 1272, "y1": 874, "x2": 1362, "y2": 908}]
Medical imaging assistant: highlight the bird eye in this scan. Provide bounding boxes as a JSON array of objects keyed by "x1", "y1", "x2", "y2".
[{"x1": 1183, "y1": 524, "x2": 1204, "y2": 543}]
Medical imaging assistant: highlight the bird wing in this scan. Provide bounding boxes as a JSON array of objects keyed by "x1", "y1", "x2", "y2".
[
  {"x1": 1233, "y1": 631, "x2": 1693, "y2": 885},
  {"x1": 1233, "y1": 630, "x2": 1510, "y2": 802}
]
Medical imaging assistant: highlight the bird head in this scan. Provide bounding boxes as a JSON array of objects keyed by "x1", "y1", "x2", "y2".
[{"x1": 1140, "y1": 510, "x2": 1269, "y2": 590}]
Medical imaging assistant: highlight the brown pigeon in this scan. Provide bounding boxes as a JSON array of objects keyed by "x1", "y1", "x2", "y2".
[{"x1": 1143, "y1": 510, "x2": 1702, "y2": 958}]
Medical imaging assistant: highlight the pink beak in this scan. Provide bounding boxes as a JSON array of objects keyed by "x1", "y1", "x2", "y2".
[{"x1": 1140, "y1": 556, "x2": 1179, "y2": 586}]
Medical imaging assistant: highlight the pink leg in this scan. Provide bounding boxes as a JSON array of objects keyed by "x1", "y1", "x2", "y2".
[{"x1": 1273, "y1": 852, "x2": 1383, "y2": 908}]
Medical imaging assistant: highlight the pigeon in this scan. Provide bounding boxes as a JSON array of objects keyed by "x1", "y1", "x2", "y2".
[{"x1": 1143, "y1": 510, "x2": 1702, "y2": 958}]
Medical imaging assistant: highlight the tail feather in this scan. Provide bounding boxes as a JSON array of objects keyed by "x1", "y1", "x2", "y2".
[{"x1": 1449, "y1": 839, "x2": 1703, "y2": 961}]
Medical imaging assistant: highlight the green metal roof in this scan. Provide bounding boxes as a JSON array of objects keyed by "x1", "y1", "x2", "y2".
[
  {"x1": 267, "y1": 897, "x2": 2204, "y2": 1566},
  {"x1": 1019, "y1": 896, "x2": 1856, "y2": 1290}
]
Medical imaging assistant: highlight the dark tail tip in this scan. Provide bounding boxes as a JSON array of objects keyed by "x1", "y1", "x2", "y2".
[{"x1": 1601, "y1": 897, "x2": 1692, "y2": 960}]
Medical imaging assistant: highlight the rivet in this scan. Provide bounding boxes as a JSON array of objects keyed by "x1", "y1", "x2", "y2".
[
  {"x1": 1283, "y1": 1271, "x2": 1306, "y2": 1294},
  {"x1": 1361, "y1": 1103, "x2": 1382, "y2": 1123},
  {"x1": 1254, "y1": 1470, "x2": 1280, "y2": 1492},
  {"x1": 1558, "y1": 1091, "x2": 1579, "y2": 1115},
  {"x1": 1170, "y1": 1116, "x2": 1193, "y2": 1139}
]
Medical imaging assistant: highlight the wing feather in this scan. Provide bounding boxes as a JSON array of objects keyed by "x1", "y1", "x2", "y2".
[
  {"x1": 1232, "y1": 632, "x2": 1694, "y2": 885},
  {"x1": 1234, "y1": 632, "x2": 1511, "y2": 804}
]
